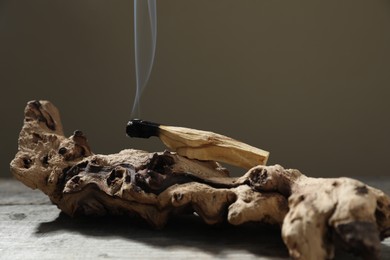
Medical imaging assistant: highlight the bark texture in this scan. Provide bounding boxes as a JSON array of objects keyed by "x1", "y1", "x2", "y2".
[{"x1": 10, "y1": 100, "x2": 390, "y2": 260}]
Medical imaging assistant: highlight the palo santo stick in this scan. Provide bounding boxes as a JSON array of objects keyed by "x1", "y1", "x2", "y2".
[{"x1": 126, "y1": 119, "x2": 269, "y2": 169}]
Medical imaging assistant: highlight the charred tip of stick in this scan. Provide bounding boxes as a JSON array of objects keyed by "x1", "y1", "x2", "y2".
[{"x1": 126, "y1": 119, "x2": 160, "y2": 139}]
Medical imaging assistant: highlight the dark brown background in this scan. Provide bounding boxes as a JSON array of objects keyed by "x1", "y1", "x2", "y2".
[{"x1": 1, "y1": 0, "x2": 389, "y2": 178}]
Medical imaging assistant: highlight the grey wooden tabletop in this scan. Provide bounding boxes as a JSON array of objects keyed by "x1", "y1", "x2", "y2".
[{"x1": 1, "y1": 177, "x2": 389, "y2": 260}]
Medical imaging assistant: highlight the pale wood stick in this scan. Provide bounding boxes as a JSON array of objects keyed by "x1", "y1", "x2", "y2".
[{"x1": 126, "y1": 119, "x2": 269, "y2": 170}]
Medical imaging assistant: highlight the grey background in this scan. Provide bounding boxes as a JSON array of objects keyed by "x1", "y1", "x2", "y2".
[{"x1": 1, "y1": 0, "x2": 389, "y2": 178}]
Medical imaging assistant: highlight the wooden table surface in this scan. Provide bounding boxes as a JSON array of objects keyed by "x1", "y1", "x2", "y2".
[{"x1": 1, "y1": 177, "x2": 390, "y2": 260}]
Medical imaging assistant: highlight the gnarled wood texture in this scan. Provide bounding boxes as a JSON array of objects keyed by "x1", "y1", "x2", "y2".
[{"x1": 10, "y1": 100, "x2": 390, "y2": 260}]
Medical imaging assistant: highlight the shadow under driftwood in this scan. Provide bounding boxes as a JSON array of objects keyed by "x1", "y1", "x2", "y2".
[
  {"x1": 36, "y1": 212, "x2": 288, "y2": 258},
  {"x1": 36, "y1": 213, "x2": 390, "y2": 260}
]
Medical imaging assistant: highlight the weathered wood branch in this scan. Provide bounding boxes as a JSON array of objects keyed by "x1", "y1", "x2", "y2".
[{"x1": 10, "y1": 100, "x2": 390, "y2": 260}]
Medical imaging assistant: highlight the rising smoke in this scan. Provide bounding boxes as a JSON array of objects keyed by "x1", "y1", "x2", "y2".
[{"x1": 132, "y1": 0, "x2": 157, "y2": 118}]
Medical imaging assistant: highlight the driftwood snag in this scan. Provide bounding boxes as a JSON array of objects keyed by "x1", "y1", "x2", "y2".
[{"x1": 10, "y1": 100, "x2": 390, "y2": 260}]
